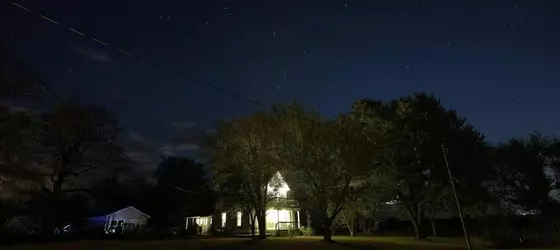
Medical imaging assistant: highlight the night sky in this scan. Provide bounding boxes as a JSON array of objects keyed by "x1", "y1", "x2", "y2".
[{"x1": 1, "y1": 0, "x2": 559, "y2": 170}]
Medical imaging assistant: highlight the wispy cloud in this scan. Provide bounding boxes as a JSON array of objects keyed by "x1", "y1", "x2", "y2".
[
  {"x1": 128, "y1": 132, "x2": 153, "y2": 145},
  {"x1": 159, "y1": 144, "x2": 200, "y2": 156},
  {"x1": 120, "y1": 129, "x2": 208, "y2": 173},
  {"x1": 205, "y1": 127, "x2": 217, "y2": 135},
  {"x1": 71, "y1": 46, "x2": 112, "y2": 62}
]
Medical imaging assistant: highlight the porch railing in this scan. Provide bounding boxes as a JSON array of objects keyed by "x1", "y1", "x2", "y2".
[
  {"x1": 268, "y1": 197, "x2": 299, "y2": 208},
  {"x1": 275, "y1": 221, "x2": 298, "y2": 231}
]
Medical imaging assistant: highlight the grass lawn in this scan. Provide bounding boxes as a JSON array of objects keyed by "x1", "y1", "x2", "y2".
[{"x1": 0, "y1": 236, "x2": 555, "y2": 250}]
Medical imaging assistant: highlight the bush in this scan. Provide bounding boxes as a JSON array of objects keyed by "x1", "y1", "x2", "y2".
[
  {"x1": 184, "y1": 225, "x2": 199, "y2": 236},
  {"x1": 300, "y1": 226, "x2": 315, "y2": 236},
  {"x1": 288, "y1": 228, "x2": 302, "y2": 237},
  {"x1": 471, "y1": 216, "x2": 560, "y2": 249}
]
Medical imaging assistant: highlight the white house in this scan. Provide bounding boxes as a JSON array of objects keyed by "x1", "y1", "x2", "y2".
[
  {"x1": 186, "y1": 171, "x2": 301, "y2": 235},
  {"x1": 102, "y1": 206, "x2": 150, "y2": 234}
]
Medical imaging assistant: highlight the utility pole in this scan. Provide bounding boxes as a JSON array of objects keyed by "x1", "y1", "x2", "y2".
[{"x1": 441, "y1": 144, "x2": 471, "y2": 250}]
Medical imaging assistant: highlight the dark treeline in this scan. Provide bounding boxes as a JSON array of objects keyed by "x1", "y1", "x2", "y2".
[
  {"x1": 2, "y1": 45, "x2": 559, "y2": 248},
  {"x1": 0, "y1": 45, "x2": 211, "y2": 241},
  {"x1": 209, "y1": 96, "x2": 560, "y2": 247}
]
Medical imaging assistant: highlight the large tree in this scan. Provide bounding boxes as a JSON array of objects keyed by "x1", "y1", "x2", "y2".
[
  {"x1": 0, "y1": 106, "x2": 41, "y2": 200},
  {"x1": 274, "y1": 104, "x2": 390, "y2": 241},
  {"x1": 210, "y1": 111, "x2": 282, "y2": 239},
  {"x1": 494, "y1": 134, "x2": 560, "y2": 217},
  {"x1": 0, "y1": 44, "x2": 46, "y2": 225},
  {"x1": 353, "y1": 93, "x2": 491, "y2": 239},
  {"x1": 154, "y1": 156, "x2": 211, "y2": 225},
  {"x1": 39, "y1": 103, "x2": 126, "y2": 234}
]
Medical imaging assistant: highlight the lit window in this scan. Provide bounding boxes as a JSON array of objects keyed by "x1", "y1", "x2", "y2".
[
  {"x1": 221, "y1": 213, "x2": 226, "y2": 228},
  {"x1": 237, "y1": 212, "x2": 242, "y2": 226}
]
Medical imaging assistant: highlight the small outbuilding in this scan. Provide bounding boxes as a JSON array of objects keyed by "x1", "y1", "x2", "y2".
[{"x1": 74, "y1": 206, "x2": 151, "y2": 234}]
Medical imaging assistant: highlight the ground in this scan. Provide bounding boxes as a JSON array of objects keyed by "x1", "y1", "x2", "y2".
[{"x1": 0, "y1": 236, "x2": 554, "y2": 250}]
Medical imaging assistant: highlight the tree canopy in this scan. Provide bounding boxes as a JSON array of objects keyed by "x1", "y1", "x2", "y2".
[
  {"x1": 352, "y1": 93, "x2": 492, "y2": 239},
  {"x1": 210, "y1": 111, "x2": 283, "y2": 238}
]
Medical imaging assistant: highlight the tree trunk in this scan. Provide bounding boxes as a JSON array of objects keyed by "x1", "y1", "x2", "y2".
[
  {"x1": 404, "y1": 205, "x2": 424, "y2": 240},
  {"x1": 429, "y1": 208, "x2": 438, "y2": 237},
  {"x1": 342, "y1": 213, "x2": 355, "y2": 237},
  {"x1": 323, "y1": 218, "x2": 333, "y2": 241},
  {"x1": 257, "y1": 210, "x2": 267, "y2": 239},
  {"x1": 306, "y1": 210, "x2": 311, "y2": 228},
  {"x1": 348, "y1": 226, "x2": 354, "y2": 237},
  {"x1": 430, "y1": 217, "x2": 438, "y2": 237},
  {"x1": 411, "y1": 217, "x2": 421, "y2": 240},
  {"x1": 43, "y1": 178, "x2": 63, "y2": 236},
  {"x1": 373, "y1": 218, "x2": 381, "y2": 233},
  {"x1": 248, "y1": 214, "x2": 256, "y2": 239}
]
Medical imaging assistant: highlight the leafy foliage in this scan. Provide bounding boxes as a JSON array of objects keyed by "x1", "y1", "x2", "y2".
[
  {"x1": 494, "y1": 134, "x2": 560, "y2": 216},
  {"x1": 273, "y1": 103, "x2": 391, "y2": 241},
  {"x1": 38, "y1": 103, "x2": 129, "y2": 233},
  {"x1": 153, "y1": 156, "x2": 211, "y2": 225},
  {"x1": 353, "y1": 93, "x2": 492, "y2": 239},
  {"x1": 210, "y1": 111, "x2": 283, "y2": 238},
  {"x1": 0, "y1": 105, "x2": 42, "y2": 201}
]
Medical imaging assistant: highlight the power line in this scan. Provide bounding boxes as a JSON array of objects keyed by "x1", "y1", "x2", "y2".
[
  {"x1": 9, "y1": 1, "x2": 345, "y2": 129},
  {"x1": 10, "y1": 1, "x2": 268, "y2": 109}
]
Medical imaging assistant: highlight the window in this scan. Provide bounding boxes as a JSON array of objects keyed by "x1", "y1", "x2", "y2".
[
  {"x1": 221, "y1": 213, "x2": 226, "y2": 228},
  {"x1": 237, "y1": 212, "x2": 242, "y2": 227}
]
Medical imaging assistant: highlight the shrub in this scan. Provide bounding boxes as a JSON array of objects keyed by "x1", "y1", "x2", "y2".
[
  {"x1": 300, "y1": 226, "x2": 315, "y2": 236},
  {"x1": 184, "y1": 225, "x2": 199, "y2": 236},
  {"x1": 288, "y1": 228, "x2": 302, "y2": 237}
]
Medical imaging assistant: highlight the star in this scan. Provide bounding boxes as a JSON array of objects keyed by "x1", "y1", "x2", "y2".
[
  {"x1": 276, "y1": 86, "x2": 280, "y2": 90},
  {"x1": 406, "y1": 65, "x2": 411, "y2": 69}
]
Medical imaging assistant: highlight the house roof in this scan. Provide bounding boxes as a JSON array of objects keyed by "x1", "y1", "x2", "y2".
[
  {"x1": 279, "y1": 171, "x2": 307, "y2": 191},
  {"x1": 107, "y1": 206, "x2": 151, "y2": 218}
]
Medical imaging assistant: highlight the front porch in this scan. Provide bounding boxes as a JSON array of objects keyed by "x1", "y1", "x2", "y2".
[{"x1": 262, "y1": 208, "x2": 300, "y2": 232}]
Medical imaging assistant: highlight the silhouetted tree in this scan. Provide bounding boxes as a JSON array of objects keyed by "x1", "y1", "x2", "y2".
[
  {"x1": 274, "y1": 103, "x2": 390, "y2": 241},
  {"x1": 495, "y1": 134, "x2": 560, "y2": 217},
  {"x1": 0, "y1": 44, "x2": 46, "y2": 226},
  {"x1": 153, "y1": 156, "x2": 210, "y2": 226},
  {"x1": 353, "y1": 93, "x2": 492, "y2": 239},
  {"x1": 210, "y1": 112, "x2": 283, "y2": 239},
  {"x1": 39, "y1": 103, "x2": 125, "y2": 235}
]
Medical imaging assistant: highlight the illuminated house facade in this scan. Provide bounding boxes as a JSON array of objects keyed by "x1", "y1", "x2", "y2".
[{"x1": 186, "y1": 171, "x2": 301, "y2": 235}]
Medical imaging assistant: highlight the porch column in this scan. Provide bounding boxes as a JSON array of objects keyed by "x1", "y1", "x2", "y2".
[
  {"x1": 297, "y1": 210, "x2": 301, "y2": 229},
  {"x1": 104, "y1": 215, "x2": 110, "y2": 231}
]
